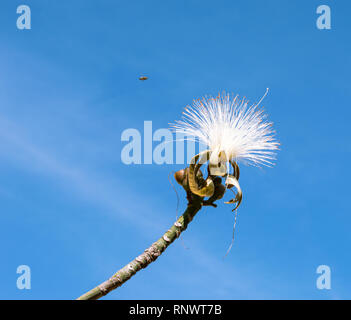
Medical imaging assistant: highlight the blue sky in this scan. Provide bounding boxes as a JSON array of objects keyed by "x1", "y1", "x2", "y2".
[{"x1": 0, "y1": 0, "x2": 350, "y2": 299}]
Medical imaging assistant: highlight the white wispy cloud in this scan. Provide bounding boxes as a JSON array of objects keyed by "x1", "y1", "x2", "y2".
[{"x1": 0, "y1": 116, "x2": 165, "y2": 232}]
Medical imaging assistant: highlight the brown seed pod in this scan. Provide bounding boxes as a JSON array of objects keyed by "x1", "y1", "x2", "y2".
[{"x1": 174, "y1": 169, "x2": 186, "y2": 185}]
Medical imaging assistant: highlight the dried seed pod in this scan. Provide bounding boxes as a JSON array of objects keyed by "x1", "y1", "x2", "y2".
[
  {"x1": 230, "y1": 160, "x2": 240, "y2": 180},
  {"x1": 188, "y1": 151, "x2": 214, "y2": 197},
  {"x1": 174, "y1": 169, "x2": 186, "y2": 185},
  {"x1": 224, "y1": 174, "x2": 242, "y2": 211}
]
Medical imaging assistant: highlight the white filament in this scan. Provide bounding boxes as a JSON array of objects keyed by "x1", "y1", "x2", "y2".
[{"x1": 172, "y1": 91, "x2": 279, "y2": 167}]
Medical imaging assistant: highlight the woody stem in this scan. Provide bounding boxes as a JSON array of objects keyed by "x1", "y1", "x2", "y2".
[{"x1": 76, "y1": 195, "x2": 203, "y2": 300}]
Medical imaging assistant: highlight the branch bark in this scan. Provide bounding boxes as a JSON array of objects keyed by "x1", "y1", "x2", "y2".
[{"x1": 77, "y1": 195, "x2": 203, "y2": 300}]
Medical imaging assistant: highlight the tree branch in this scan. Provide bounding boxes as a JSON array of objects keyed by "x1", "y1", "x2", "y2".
[{"x1": 76, "y1": 195, "x2": 203, "y2": 300}]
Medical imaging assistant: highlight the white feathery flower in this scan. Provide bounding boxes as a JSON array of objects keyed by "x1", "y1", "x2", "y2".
[{"x1": 172, "y1": 90, "x2": 279, "y2": 167}]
